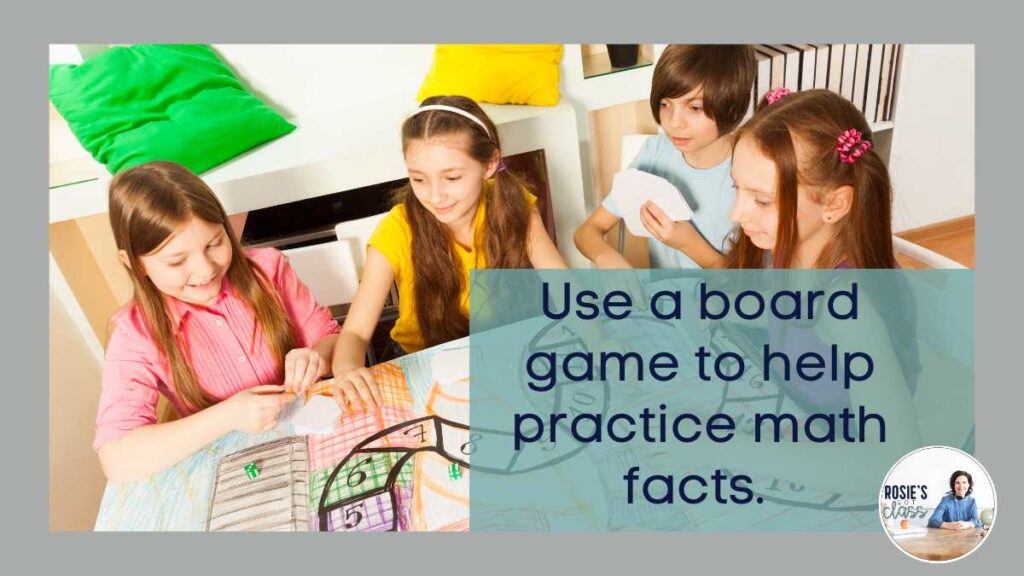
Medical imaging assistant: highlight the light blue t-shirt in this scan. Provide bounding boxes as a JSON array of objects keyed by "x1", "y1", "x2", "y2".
[{"x1": 602, "y1": 131, "x2": 736, "y2": 269}]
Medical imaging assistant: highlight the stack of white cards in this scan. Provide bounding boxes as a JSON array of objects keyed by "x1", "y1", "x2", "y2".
[{"x1": 608, "y1": 169, "x2": 692, "y2": 237}]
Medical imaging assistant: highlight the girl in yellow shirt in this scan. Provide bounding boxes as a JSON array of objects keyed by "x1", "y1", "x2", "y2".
[{"x1": 331, "y1": 95, "x2": 566, "y2": 411}]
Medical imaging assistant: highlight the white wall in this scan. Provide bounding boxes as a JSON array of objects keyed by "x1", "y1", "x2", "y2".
[
  {"x1": 211, "y1": 45, "x2": 436, "y2": 118},
  {"x1": 889, "y1": 45, "x2": 975, "y2": 232}
]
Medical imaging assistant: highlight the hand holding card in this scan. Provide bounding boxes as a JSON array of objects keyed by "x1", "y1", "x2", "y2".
[{"x1": 608, "y1": 169, "x2": 693, "y2": 238}]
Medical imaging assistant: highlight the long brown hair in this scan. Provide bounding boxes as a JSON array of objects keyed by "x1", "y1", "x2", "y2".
[
  {"x1": 725, "y1": 89, "x2": 897, "y2": 269},
  {"x1": 398, "y1": 95, "x2": 532, "y2": 348},
  {"x1": 108, "y1": 161, "x2": 297, "y2": 411}
]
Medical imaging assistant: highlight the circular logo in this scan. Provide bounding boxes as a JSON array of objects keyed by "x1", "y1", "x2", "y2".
[{"x1": 879, "y1": 446, "x2": 996, "y2": 563}]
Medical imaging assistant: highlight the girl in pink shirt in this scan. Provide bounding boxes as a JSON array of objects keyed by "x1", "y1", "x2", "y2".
[{"x1": 95, "y1": 161, "x2": 356, "y2": 482}]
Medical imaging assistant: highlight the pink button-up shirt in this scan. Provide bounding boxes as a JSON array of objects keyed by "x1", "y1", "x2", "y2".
[{"x1": 94, "y1": 248, "x2": 339, "y2": 450}]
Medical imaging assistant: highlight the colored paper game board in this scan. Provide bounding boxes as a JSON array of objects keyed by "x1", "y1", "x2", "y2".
[
  {"x1": 208, "y1": 344, "x2": 471, "y2": 531},
  {"x1": 94, "y1": 340, "x2": 470, "y2": 531}
]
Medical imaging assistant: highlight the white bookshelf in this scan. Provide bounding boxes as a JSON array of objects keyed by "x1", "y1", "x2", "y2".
[
  {"x1": 872, "y1": 121, "x2": 895, "y2": 132},
  {"x1": 49, "y1": 97, "x2": 585, "y2": 229}
]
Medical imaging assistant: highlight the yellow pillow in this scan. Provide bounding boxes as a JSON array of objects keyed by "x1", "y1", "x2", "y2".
[{"x1": 417, "y1": 44, "x2": 563, "y2": 106}]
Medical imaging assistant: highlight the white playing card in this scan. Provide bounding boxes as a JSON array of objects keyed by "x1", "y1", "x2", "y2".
[
  {"x1": 608, "y1": 169, "x2": 692, "y2": 238},
  {"x1": 289, "y1": 395, "x2": 342, "y2": 435},
  {"x1": 430, "y1": 346, "x2": 470, "y2": 386}
]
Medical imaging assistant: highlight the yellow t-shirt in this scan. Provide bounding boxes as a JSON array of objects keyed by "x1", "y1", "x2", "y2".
[{"x1": 368, "y1": 182, "x2": 535, "y2": 353}]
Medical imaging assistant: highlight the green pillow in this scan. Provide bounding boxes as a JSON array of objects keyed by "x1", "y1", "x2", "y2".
[{"x1": 49, "y1": 44, "x2": 296, "y2": 175}]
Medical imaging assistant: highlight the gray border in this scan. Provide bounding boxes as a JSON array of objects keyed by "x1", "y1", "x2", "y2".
[{"x1": 17, "y1": 0, "x2": 1020, "y2": 574}]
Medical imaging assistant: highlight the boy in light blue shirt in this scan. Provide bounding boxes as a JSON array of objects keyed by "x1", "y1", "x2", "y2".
[{"x1": 575, "y1": 45, "x2": 756, "y2": 269}]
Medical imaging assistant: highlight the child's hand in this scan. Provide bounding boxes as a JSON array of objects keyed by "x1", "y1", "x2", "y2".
[
  {"x1": 226, "y1": 385, "x2": 295, "y2": 433},
  {"x1": 333, "y1": 367, "x2": 383, "y2": 413},
  {"x1": 640, "y1": 200, "x2": 698, "y2": 251},
  {"x1": 283, "y1": 347, "x2": 328, "y2": 393}
]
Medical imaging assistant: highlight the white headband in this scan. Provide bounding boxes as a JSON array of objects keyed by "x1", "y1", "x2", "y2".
[{"x1": 410, "y1": 104, "x2": 492, "y2": 139}]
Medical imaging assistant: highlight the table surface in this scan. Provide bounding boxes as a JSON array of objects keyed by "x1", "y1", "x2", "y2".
[
  {"x1": 93, "y1": 339, "x2": 467, "y2": 531},
  {"x1": 894, "y1": 526, "x2": 987, "y2": 561}
]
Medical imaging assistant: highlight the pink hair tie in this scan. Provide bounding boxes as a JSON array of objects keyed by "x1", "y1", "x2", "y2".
[
  {"x1": 836, "y1": 128, "x2": 872, "y2": 164},
  {"x1": 765, "y1": 87, "x2": 791, "y2": 105}
]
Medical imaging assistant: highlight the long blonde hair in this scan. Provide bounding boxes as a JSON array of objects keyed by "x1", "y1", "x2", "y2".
[{"x1": 108, "y1": 161, "x2": 297, "y2": 411}]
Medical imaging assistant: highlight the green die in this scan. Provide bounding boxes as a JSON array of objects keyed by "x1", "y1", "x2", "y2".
[
  {"x1": 448, "y1": 463, "x2": 463, "y2": 480},
  {"x1": 244, "y1": 462, "x2": 260, "y2": 480}
]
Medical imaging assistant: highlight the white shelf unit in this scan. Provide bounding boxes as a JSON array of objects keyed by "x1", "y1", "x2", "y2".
[
  {"x1": 580, "y1": 44, "x2": 656, "y2": 80},
  {"x1": 49, "y1": 97, "x2": 587, "y2": 241}
]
